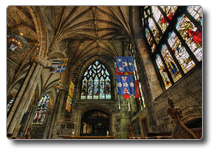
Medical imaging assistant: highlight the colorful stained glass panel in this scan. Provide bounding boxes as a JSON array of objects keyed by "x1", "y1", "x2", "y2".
[
  {"x1": 187, "y1": 6, "x2": 202, "y2": 25},
  {"x1": 152, "y1": 6, "x2": 167, "y2": 33},
  {"x1": 156, "y1": 55, "x2": 172, "y2": 89},
  {"x1": 161, "y1": 44, "x2": 182, "y2": 82},
  {"x1": 148, "y1": 18, "x2": 162, "y2": 44},
  {"x1": 168, "y1": 31, "x2": 195, "y2": 73},
  {"x1": 145, "y1": 28, "x2": 156, "y2": 52},
  {"x1": 176, "y1": 14, "x2": 202, "y2": 61},
  {"x1": 80, "y1": 61, "x2": 111, "y2": 100}
]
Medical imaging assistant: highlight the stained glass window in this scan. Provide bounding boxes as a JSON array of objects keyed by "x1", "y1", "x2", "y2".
[
  {"x1": 152, "y1": 6, "x2": 167, "y2": 33},
  {"x1": 156, "y1": 55, "x2": 172, "y2": 89},
  {"x1": 33, "y1": 94, "x2": 50, "y2": 124},
  {"x1": 148, "y1": 18, "x2": 162, "y2": 44},
  {"x1": 145, "y1": 28, "x2": 156, "y2": 52},
  {"x1": 7, "y1": 98, "x2": 15, "y2": 112},
  {"x1": 187, "y1": 6, "x2": 202, "y2": 25},
  {"x1": 161, "y1": 44, "x2": 182, "y2": 82},
  {"x1": 143, "y1": 6, "x2": 202, "y2": 90},
  {"x1": 81, "y1": 61, "x2": 111, "y2": 100},
  {"x1": 176, "y1": 14, "x2": 202, "y2": 61},
  {"x1": 168, "y1": 31, "x2": 195, "y2": 73}
]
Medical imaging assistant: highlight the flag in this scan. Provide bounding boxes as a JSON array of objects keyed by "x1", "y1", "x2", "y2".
[
  {"x1": 116, "y1": 56, "x2": 135, "y2": 72},
  {"x1": 50, "y1": 58, "x2": 68, "y2": 73},
  {"x1": 116, "y1": 75, "x2": 136, "y2": 96},
  {"x1": 117, "y1": 96, "x2": 120, "y2": 112},
  {"x1": 68, "y1": 81, "x2": 74, "y2": 98},
  {"x1": 65, "y1": 96, "x2": 72, "y2": 112},
  {"x1": 115, "y1": 67, "x2": 132, "y2": 75},
  {"x1": 134, "y1": 81, "x2": 141, "y2": 98}
]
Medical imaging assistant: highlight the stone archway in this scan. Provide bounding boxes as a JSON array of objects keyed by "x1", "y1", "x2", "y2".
[
  {"x1": 80, "y1": 109, "x2": 109, "y2": 136},
  {"x1": 73, "y1": 104, "x2": 114, "y2": 137}
]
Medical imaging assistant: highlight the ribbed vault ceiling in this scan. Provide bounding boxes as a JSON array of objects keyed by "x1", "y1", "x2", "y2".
[{"x1": 7, "y1": 6, "x2": 135, "y2": 85}]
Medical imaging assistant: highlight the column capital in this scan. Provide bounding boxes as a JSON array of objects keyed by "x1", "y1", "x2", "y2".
[{"x1": 31, "y1": 56, "x2": 48, "y2": 67}]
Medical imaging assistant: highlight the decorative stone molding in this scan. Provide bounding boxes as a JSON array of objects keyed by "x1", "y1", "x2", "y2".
[{"x1": 31, "y1": 56, "x2": 48, "y2": 67}]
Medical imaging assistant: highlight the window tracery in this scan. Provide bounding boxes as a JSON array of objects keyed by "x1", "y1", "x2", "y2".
[{"x1": 81, "y1": 61, "x2": 111, "y2": 100}]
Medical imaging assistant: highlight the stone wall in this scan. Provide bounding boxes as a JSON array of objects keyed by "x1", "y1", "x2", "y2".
[{"x1": 131, "y1": 63, "x2": 202, "y2": 137}]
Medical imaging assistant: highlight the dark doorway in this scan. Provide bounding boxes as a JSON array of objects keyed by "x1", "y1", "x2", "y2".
[{"x1": 80, "y1": 109, "x2": 109, "y2": 136}]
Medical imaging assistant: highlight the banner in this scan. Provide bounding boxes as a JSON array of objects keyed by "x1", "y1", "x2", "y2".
[
  {"x1": 68, "y1": 81, "x2": 74, "y2": 98},
  {"x1": 116, "y1": 75, "x2": 136, "y2": 96},
  {"x1": 116, "y1": 56, "x2": 135, "y2": 72},
  {"x1": 50, "y1": 58, "x2": 68, "y2": 73},
  {"x1": 115, "y1": 67, "x2": 131, "y2": 76},
  {"x1": 65, "y1": 96, "x2": 72, "y2": 112},
  {"x1": 134, "y1": 81, "x2": 141, "y2": 98}
]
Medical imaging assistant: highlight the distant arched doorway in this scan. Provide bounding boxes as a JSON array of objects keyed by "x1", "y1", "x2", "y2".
[{"x1": 80, "y1": 109, "x2": 109, "y2": 136}]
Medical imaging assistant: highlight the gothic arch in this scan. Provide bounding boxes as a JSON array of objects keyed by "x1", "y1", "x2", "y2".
[
  {"x1": 27, "y1": 6, "x2": 49, "y2": 58},
  {"x1": 75, "y1": 104, "x2": 113, "y2": 136},
  {"x1": 74, "y1": 56, "x2": 116, "y2": 101}
]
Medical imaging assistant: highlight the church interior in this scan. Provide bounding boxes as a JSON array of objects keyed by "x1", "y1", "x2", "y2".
[{"x1": 6, "y1": 6, "x2": 202, "y2": 139}]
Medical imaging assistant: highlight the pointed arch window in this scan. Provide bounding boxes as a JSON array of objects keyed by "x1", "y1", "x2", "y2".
[
  {"x1": 33, "y1": 94, "x2": 50, "y2": 124},
  {"x1": 81, "y1": 61, "x2": 111, "y2": 100}
]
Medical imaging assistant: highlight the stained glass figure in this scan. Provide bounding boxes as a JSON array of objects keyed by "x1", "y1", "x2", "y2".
[
  {"x1": 81, "y1": 61, "x2": 111, "y2": 100},
  {"x1": 33, "y1": 94, "x2": 50, "y2": 124},
  {"x1": 87, "y1": 77, "x2": 93, "y2": 99},
  {"x1": 156, "y1": 55, "x2": 172, "y2": 89},
  {"x1": 81, "y1": 77, "x2": 87, "y2": 99},
  {"x1": 187, "y1": 6, "x2": 202, "y2": 25},
  {"x1": 148, "y1": 18, "x2": 162, "y2": 43},
  {"x1": 161, "y1": 44, "x2": 182, "y2": 82},
  {"x1": 176, "y1": 14, "x2": 202, "y2": 61},
  {"x1": 145, "y1": 28, "x2": 156, "y2": 52},
  {"x1": 100, "y1": 77, "x2": 105, "y2": 99},
  {"x1": 168, "y1": 31, "x2": 195, "y2": 73}
]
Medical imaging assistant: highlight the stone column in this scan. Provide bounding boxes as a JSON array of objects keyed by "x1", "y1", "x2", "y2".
[
  {"x1": 7, "y1": 57, "x2": 47, "y2": 135},
  {"x1": 131, "y1": 7, "x2": 163, "y2": 132},
  {"x1": 131, "y1": 6, "x2": 163, "y2": 101},
  {"x1": 43, "y1": 111, "x2": 52, "y2": 139},
  {"x1": 7, "y1": 63, "x2": 36, "y2": 128},
  {"x1": 22, "y1": 105, "x2": 38, "y2": 136},
  {"x1": 47, "y1": 91, "x2": 62, "y2": 139},
  {"x1": 13, "y1": 66, "x2": 43, "y2": 137},
  {"x1": 52, "y1": 90, "x2": 65, "y2": 138}
]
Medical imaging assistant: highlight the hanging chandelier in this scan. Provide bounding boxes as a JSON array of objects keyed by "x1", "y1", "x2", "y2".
[{"x1": 7, "y1": 31, "x2": 30, "y2": 51}]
